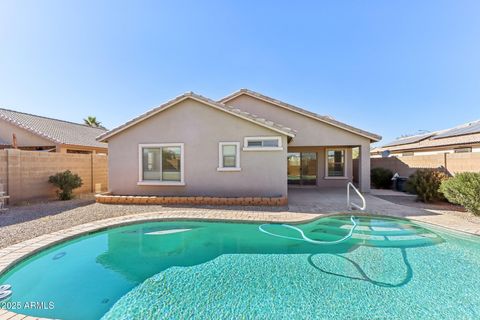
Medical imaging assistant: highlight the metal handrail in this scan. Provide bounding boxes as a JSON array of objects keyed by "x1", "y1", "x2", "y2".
[{"x1": 347, "y1": 182, "x2": 366, "y2": 211}]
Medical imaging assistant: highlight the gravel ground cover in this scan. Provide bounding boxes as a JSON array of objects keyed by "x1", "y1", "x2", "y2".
[{"x1": 0, "y1": 198, "x2": 286, "y2": 249}]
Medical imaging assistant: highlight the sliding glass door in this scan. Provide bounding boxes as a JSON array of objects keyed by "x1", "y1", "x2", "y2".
[{"x1": 287, "y1": 152, "x2": 317, "y2": 185}]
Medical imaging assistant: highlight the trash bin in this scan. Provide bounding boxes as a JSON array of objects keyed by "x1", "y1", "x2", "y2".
[{"x1": 395, "y1": 177, "x2": 408, "y2": 192}]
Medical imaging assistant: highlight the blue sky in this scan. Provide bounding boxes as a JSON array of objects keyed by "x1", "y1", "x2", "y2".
[{"x1": 1, "y1": 1, "x2": 479, "y2": 145}]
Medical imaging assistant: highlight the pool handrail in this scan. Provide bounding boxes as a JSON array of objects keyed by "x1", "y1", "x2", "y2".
[{"x1": 347, "y1": 182, "x2": 366, "y2": 211}]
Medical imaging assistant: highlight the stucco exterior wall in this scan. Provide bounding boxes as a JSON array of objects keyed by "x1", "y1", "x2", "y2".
[
  {"x1": 0, "y1": 119, "x2": 54, "y2": 147},
  {"x1": 226, "y1": 94, "x2": 372, "y2": 191},
  {"x1": 225, "y1": 95, "x2": 371, "y2": 147},
  {"x1": 107, "y1": 99, "x2": 288, "y2": 197}
]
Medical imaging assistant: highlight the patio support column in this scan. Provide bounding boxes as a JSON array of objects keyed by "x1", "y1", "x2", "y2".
[{"x1": 358, "y1": 142, "x2": 371, "y2": 193}]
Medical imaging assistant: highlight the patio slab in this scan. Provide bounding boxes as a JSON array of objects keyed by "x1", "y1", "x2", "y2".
[{"x1": 288, "y1": 187, "x2": 480, "y2": 234}]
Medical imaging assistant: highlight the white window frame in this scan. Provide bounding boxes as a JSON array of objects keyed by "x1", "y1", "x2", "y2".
[
  {"x1": 324, "y1": 148, "x2": 348, "y2": 179},
  {"x1": 217, "y1": 142, "x2": 241, "y2": 172},
  {"x1": 138, "y1": 143, "x2": 185, "y2": 186},
  {"x1": 243, "y1": 136, "x2": 283, "y2": 151}
]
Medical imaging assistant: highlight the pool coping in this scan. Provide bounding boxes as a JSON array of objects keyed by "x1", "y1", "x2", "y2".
[{"x1": 0, "y1": 210, "x2": 479, "y2": 320}]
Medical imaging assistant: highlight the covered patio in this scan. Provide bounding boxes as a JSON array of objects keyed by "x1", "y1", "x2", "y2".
[{"x1": 287, "y1": 145, "x2": 367, "y2": 189}]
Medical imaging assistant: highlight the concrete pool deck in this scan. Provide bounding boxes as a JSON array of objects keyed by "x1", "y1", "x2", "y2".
[
  {"x1": 0, "y1": 187, "x2": 479, "y2": 319},
  {"x1": 288, "y1": 187, "x2": 480, "y2": 234}
]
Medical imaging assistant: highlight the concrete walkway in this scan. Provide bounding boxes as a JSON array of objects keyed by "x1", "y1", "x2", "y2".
[{"x1": 288, "y1": 187, "x2": 480, "y2": 235}]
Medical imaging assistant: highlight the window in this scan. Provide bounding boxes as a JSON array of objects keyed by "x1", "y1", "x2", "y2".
[
  {"x1": 218, "y1": 142, "x2": 240, "y2": 171},
  {"x1": 402, "y1": 152, "x2": 414, "y2": 157},
  {"x1": 454, "y1": 147, "x2": 472, "y2": 153},
  {"x1": 325, "y1": 149, "x2": 346, "y2": 178},
  {"x1": 243, "y1": 136, "x2": 282, "y2": 151},
  {"x1": 138, "y1": 143, "x2": 184, "y2": 185}
]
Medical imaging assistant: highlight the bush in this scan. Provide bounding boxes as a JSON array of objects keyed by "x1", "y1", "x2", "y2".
[
  {"x1": 371, "y1": 167, "x2": 394, "y2": 189},
  {"x1": 440, "y1": 172, "x2": 480, "y2": 215},
  {"x1": 405, "y1": 169, "x2": 449, "y2": 203},
  {"x1": 48, "y1": 170, "x2": 83, "y2": 200}
]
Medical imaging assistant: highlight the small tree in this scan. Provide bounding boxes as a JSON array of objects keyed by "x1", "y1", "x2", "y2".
[
  {"x1": 84, "y1": 116, "x2": 102, "y2": 128},
  {"x1": 48, "y1": 170, "x2": 83, "y2": 200}
]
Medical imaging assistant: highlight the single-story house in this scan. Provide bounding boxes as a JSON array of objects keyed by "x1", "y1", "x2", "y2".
[
  {"x1": 371, "y1": 120, "x2": 480, "y2": 158},
  {"x1": 97, "y1": 89, "x2": 381, "y2": 202},
  {"x1": 0, "y1": 108, "x2": 108, "y2": 154}
]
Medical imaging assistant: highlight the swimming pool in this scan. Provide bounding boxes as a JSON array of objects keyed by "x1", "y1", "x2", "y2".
[{"x1": 0, "y1": 215, "x2": 479, "y2": 319}]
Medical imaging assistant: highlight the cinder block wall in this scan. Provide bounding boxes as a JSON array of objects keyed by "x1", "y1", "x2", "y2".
[
  {"x1": 0, "y1": 151, "x2": 7, "y2": 191},
  {"x1": 0, "y1": 149, "x2": 108, "y2": 204},
  {"x1": 370, "y1": 153, "x2": 480, "y2": 177}
]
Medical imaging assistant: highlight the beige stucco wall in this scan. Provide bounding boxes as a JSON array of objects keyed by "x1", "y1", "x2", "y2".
[
  {"x1": 107, "y1": 98, "x2": 288, "y2": 197},
  {"x1": 226, "y1": 94, "x2": 371, "y2": 191},
  {"x1": 226, "y1": 95, "x2": 371, "y2": 147},
  {"x1": 0, "y1": 119, "x2": 54, "y2": 147}
]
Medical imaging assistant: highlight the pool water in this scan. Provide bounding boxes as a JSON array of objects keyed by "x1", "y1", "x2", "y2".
[{"x1": 1, "y1": 215, "x2": 480, "y2": 319}]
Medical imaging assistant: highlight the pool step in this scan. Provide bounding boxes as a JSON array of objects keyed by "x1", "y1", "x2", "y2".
[
  {"x1": 309, "y1": 224, "x2": 428, "y2": 237},
  {"x1": 297, "y1": 230, "x2": 438, "y2": 248},
  {"x1": 318, "y1": 217, "x2": 421, "y2": 229},
  {"x1": 302, "y1": 221, "x2": 442, "y2": 248}
]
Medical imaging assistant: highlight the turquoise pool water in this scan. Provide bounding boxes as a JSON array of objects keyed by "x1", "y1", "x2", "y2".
[{"x1": 1, "y1": 215, "x2": 480, "y2": 319}]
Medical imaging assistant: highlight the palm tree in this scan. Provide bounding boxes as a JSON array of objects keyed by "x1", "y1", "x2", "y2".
[{"x1": 84, "y1": 116, "x2": 102, "y2": 128}]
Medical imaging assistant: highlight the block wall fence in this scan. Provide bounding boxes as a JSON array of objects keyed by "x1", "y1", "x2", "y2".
[
  {"x1": 0, "y1": 149, "x2": 108, "y2": 204},
  {"x1": 369, "y1": 153, "x2": 480, "y2": 177}
]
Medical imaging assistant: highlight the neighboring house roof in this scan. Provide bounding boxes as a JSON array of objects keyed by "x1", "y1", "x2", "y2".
[
  {"x1": 219, "y1": 88, "x2": 381, "y2": 142},
  {"x1": 0, "y1": 108, "x2": 108, "y2": 149},
  {"x1": 97, "y1": 92, "x2": 297, "y2": 142},
  {"x1": 370, "y1": 147, "x2": 383, "y2": 153},
  {"x1": 382, "y1": 132, "x2": 435, "y2": 148},
  {"x1": 432, "y1": 119, "x2": 480, "y2": 139},
  {"x1": 373, "y1": 119, "x2": 480, "y2": 153}
]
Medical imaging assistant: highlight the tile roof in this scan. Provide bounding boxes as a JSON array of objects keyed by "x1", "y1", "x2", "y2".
[
  {"x1": 382, "y1": 132, "x2": 435, "y2": 147},
  {"x1": 373, "y1": 120, "x2": 480, "y2": 153},
  {"x1": 97, "y1": 92, "x2": 297, "y2": 142},
  {"x1": 0, "y1": 108, "x2": 108, "y2": 149},
  {"x1": 219, "y1": 88, "x2": 381, "y2": 142},
  {"x1": 432, "y1": 119, "x2": 480, "y2": 139},
  {"x1": 376, "y1": 133, "x2": 480, "y2": 153}
]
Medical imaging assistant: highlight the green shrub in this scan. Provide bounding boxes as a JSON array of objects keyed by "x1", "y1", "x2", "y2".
[
  {"x1": 48, "y1": 170, "x2": 83, "y2": 200},
  {"x1": 440, "y1": 172, "x2": 480, "y2": 215},
  {"x1": 405, "y1": 169, "x2": 449, "y2": 203},
  {"x1": 371, "y1": 167, "x2": 394, "y2": 189}
]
